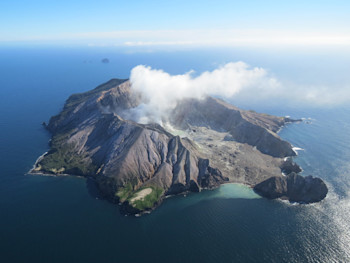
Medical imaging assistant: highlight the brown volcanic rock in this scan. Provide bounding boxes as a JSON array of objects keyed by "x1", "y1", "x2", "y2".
[
  {"x1": 170, "y1": 97, "x2": 296, "y2": 158},
  {"x1": 254, "y1": 172, "x2": 328, "y2": 203},
  {"x1": 281, "y1": 157, "x2": 302, "y2": 174},
  {"x1": 33, "y1": 78, "x2": 327, "y2": 214},
  {"x1": 36, "y1": 80, "x2": 229, "y2": 213}
]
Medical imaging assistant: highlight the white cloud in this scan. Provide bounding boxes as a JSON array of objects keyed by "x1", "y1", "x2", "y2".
[
  {"x1": 128, "y1": 62, "x2": 279, "y2": 123},
  {"x1": 126, "y1": 62, "x2": 350, "y2": 124}
]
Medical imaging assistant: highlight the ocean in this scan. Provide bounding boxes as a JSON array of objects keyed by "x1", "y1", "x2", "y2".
[{"x1": 1, "y1": 46, "x2": 350, "y2": 262}]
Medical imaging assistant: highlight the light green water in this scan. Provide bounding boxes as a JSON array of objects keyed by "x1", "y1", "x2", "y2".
[
  {"x1": 214, "y1": 183, "x2": 261, "y2": 199},
  {"x1": 173, "y1": 183, "x2": 261, "y2": 209}
]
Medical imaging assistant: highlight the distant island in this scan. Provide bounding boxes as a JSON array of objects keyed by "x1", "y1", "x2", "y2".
[
  {"x1": 31, "y1": 79, "x2": 327, "y2": 215},
  {"x1": 101, "y1": 58, "x2": 109, "y2": 63}
]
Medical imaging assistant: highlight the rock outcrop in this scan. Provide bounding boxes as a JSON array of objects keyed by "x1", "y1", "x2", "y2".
[
  {"x1": 253, "y1": 172, "x2": 328, "y2": 203},
  {"x1": 31, "y1": 78, "x2": 327, "y2": 214},
  {"x1": 280, "y1": 157, "x2": 302, "y2": 174}
]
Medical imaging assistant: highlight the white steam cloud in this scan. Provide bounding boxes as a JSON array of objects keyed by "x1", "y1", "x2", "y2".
[
  {"x1": 129, "y1": 62, "x2": 279, "y2": 124},
  {"x1": 126, "y1": 61, "x2": 350, "y2": 124}
]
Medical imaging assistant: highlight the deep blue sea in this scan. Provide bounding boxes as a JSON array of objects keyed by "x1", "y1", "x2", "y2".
[{"x1": 1, "y1": 46, "x2": 350, "y2": 263}]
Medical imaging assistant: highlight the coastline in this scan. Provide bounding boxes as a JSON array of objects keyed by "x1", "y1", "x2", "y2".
[
  {"x1": 28, "y1": 152, "x2": 84, "y2": 179},
  {"x1": 27, "y1": 151, "x2": 48, "y2": 175},
  {"x1": 28, "y1": 114, "x2": 302, "y2": 215}
]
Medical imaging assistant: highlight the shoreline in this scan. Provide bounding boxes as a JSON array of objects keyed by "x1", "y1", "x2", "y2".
[
  {"x1": 28, "y1": 152, "x2": 84, "y2": 179},
  {"x1": 28, "y1": 113, "x2": 301, "y2": 216},
  {"x1": 27, "y1": 151, "x2": 48, "y2": 175},
  {"x1": 27, "y1": 163, "x2": 305, "y2": 216}
]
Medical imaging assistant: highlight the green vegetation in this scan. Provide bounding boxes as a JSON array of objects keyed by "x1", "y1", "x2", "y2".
[
  {"x1": 116, "y1": 184, "x2": 164, "y2": 211},
  {"x1": 115, "y1": 176, "x2": 140, "y2": 201},
  {"x1": 115, "y1": 182, "x2": 134, "y2": 202},
  {"x1": 130, "y1": 186, "x2": 164, "y2": 211},
  {"x1": 38, "y1": 131, "x2": 97, "y2": 176},
  {"x1": 40, "y1": 79, "x2": 128, "y2": 175}
]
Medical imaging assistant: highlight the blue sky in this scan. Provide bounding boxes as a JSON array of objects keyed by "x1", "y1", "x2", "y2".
[{"x1": 1, "y1": 0, "x2": 350, "y2": 47}]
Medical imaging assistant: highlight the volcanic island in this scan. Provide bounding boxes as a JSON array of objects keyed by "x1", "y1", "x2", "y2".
[{"x1": 31, "y1": 79, "x2": 328, "y2": 215}]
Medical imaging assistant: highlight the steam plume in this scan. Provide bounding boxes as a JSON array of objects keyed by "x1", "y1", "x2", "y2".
[{"x1": 129, "y1": 62, "x2": 279, "y2": 124}]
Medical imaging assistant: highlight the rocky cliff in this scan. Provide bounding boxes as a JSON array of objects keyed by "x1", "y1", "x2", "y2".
[
  {"x1": 254, "y1": 172, "x2": 328, "y2": 203},
  {"x1": 31, "y1": 78, "x2": 327, "y2": 214}
]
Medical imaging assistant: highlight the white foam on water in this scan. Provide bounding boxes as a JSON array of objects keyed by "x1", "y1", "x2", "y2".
[{"x1": 292, "y1": 147, "x2": 304, "y2": 155}]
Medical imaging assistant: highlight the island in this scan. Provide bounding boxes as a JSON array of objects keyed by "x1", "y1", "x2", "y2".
[
  {"x1": 30, "y1": 79, "x2": 328, "y2": 215},
  {"x1": 101, "y1": 58, "x2": 109, "y2": 63}
]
